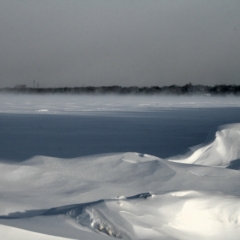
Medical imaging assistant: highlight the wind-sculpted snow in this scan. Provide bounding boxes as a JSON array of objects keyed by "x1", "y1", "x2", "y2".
[
  {"x1": 169, "y1": 123, "x2": 240, "y2": 168},
  {"x1": 1, "y1": 125, "x2": 240, "y2": 239},
  {"x1": 0, "y1": 153, "x2": 174, "y2": 215},
  {"x1": 73, "y1": 191, "x2": 240, "y2": 240}
]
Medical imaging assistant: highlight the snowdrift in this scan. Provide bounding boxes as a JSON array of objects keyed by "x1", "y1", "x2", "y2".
[
  {"x1": 75, "y1": 191, "x2": 240, "y2": 240},
  {"x1": 1, "y1": 124, "x2": 240, "y2": 239},
  {"x1": 169, "y1": 123, "x2": 240, "y2": 168}
]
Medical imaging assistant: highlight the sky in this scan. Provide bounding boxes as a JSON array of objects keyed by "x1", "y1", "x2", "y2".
[{"x1": 0, "y1": 0, "x2": 240, "y2": 88}]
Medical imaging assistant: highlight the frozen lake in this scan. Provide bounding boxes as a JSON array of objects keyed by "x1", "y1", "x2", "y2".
[{"x1": 1, "y1": 107, "x2": 240, "y2": 161}]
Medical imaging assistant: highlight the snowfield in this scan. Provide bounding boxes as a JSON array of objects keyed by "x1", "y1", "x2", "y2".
[
  {"x1": 1, "y1": 94, "x2": 240, "y2": 115},
  {"x1": 1, "y1": 95, "x2": 240, "y2": 240}
]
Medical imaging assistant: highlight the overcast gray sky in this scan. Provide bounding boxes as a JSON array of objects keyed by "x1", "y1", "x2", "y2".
[{"x1": 0, "y1": 0, "x2": 240, "y2": 88}]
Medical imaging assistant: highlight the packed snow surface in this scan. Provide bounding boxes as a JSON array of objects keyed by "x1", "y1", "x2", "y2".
[{"x1": 1, "y1": 95, "x2": 240, "y2": 239}]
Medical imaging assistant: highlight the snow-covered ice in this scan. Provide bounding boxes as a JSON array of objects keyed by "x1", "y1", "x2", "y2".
[
  {"x1": 1, "y1": 95, "x2": 240, "y2": 239},
  {"x1": 1, "y1": 94, "x2": 240, "y2": 115}
]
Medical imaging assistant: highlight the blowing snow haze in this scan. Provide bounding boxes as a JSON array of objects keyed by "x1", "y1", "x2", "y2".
[{"x1": 1, "y1": 0, "x2": 240, "y2": 88}]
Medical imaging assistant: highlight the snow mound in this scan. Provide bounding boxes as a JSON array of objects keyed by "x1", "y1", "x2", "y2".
[
  {"x1": 1, "y1": 151, "x2": 240, "y2": 217},
  {"x1": 0, "y1": 152, "x2": 174, "y2": 215},
  {"x1": 69, "y1": 191, "x2": 240, "y2": 240},
  {"x1": 169, "y1": 123, "x2": 240, "y2": 168}
]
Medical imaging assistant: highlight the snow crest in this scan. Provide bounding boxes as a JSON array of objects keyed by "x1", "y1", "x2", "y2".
[
  {"x1": 71, "y1": 191, "x2": 240, "y2": 240},
  {"x1": 169, "y1": 123, "x2": 240, "y2": 168}
]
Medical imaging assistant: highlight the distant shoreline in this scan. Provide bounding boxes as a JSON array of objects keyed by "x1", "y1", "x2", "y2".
[{"x1": 1, "y1": 84, "x2": 240, "y2": 95}]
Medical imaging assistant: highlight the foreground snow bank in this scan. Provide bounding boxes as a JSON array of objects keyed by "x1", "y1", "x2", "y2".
[
  {"x1": 74, "y1": 191, "x2": 240, "y2": 240},
  {"x1": 169, "y1": 123, "x2": 240, "y2": 168}
]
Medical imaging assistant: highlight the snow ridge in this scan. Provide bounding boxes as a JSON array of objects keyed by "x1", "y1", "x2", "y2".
[{"x1": 169, "y1": 123, "x2": 240, "y2": 168}]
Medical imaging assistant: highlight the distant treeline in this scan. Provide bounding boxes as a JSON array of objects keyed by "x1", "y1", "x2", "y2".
[{"x1": 1, "y1": 84, "x2": 240, "y2": 95}]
